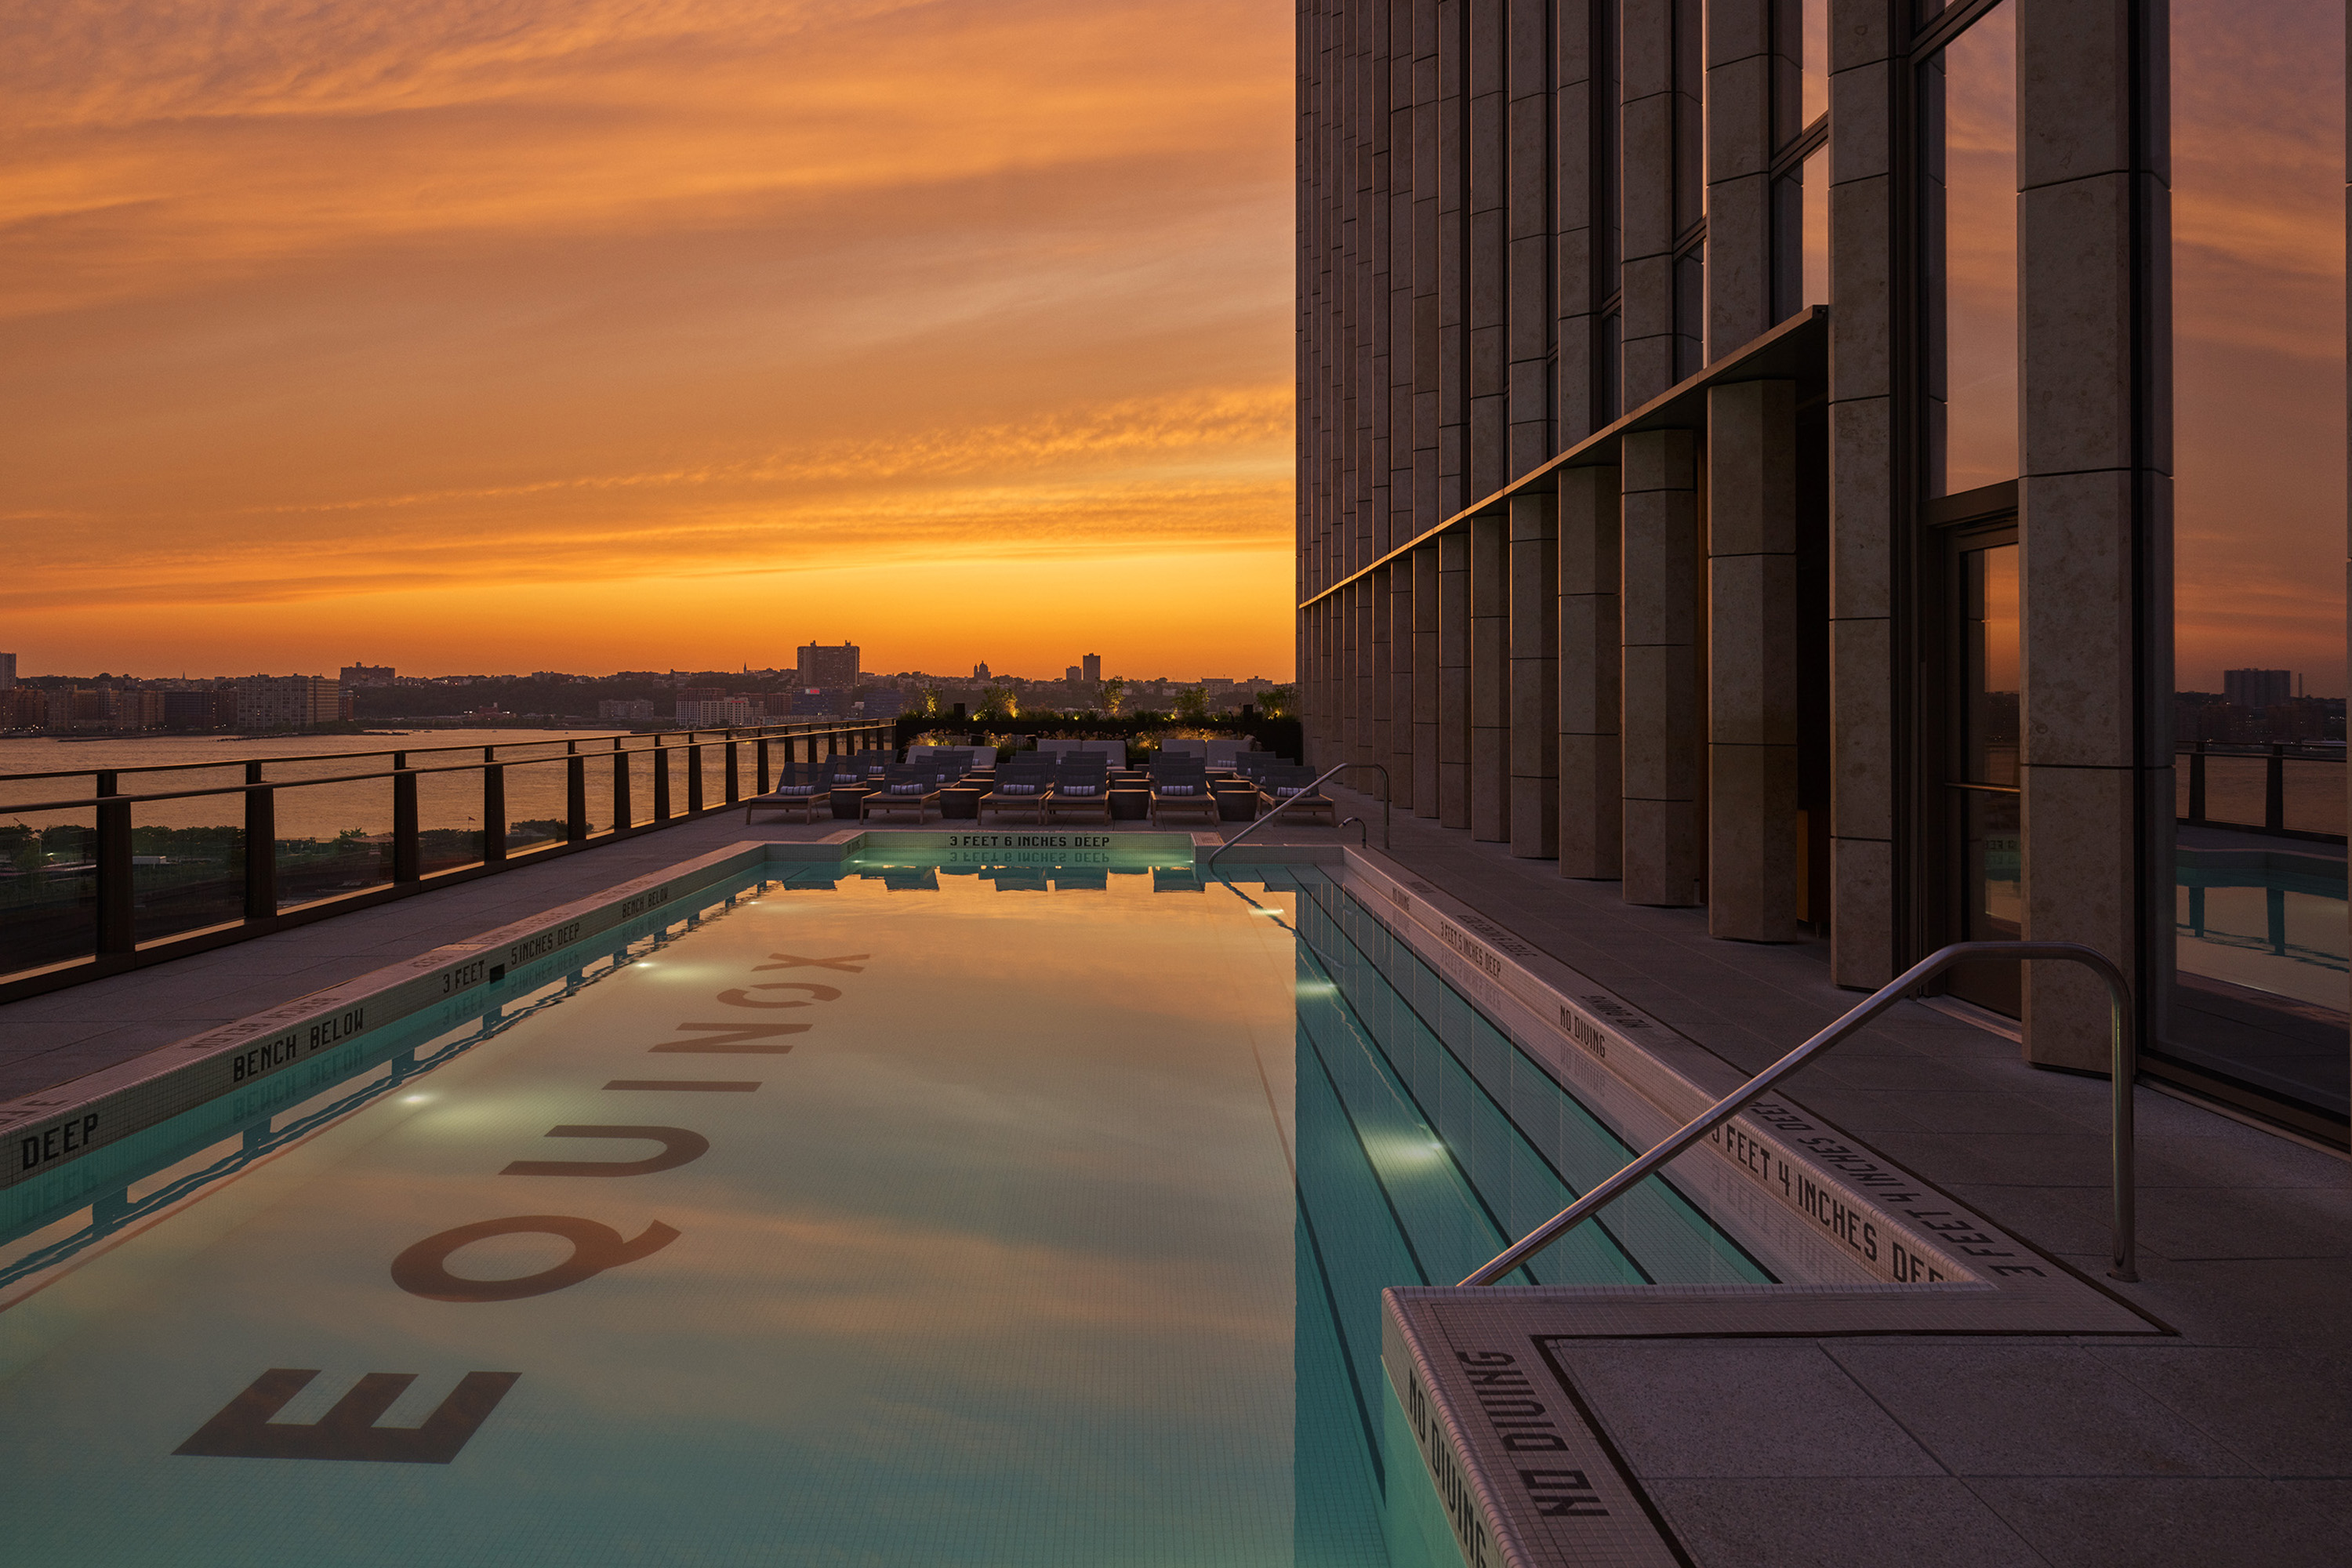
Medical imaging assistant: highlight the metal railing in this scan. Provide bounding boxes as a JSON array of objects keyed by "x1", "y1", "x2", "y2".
[
  {"x1": 1203, "y1": 762, "x2": 1391, "y2": 873},
  {"x1": 2180, "y1": 741, "x2": 2346, "y2": 842},
  {"x1": 0, "y1": 720, "x2": 892, "y2": 999},
  {"x1": 1457, "y1": 940, "x2": 2139, "y2": 1287}
]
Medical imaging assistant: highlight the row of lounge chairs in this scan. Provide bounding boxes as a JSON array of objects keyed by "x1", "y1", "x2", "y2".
[{"x1": 742, "y1": 745, "x2": 1333, "y2": 827}]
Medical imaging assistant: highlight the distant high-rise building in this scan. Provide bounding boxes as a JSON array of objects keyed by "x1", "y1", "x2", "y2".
[
  {"x1": 339, "y1": 662, "x2": 394, "y2": 687},
  {"x1": 1082, "y1": 654, "x2": 1101, "y2": 683},
  {"x1": 0, "y1": 652, "x2": 15, "y2": 689},
  {"x1": 232, "y1": 675, "x2": 342, "y2": 731},
  {"x1": 2223, "y1": 669, "x2": 2294, "y2": 708},
  {"x1": 798, "y1": 642, "x2": 859, "y2": 688},
  {"x1": 162, "y1": 689, "x2": 226, "y2": 730},
  {"x1": 676, "y1": 697, "x2": 757, "y2": 728},
  {"x1": 1065, "y1": 665, "x2": 1083, "y2": 684}
]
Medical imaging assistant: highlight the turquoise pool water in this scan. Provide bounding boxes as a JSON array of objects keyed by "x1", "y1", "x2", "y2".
[{"x1": 0, "y1": 854, "x2": 1762, "y2": 1565}]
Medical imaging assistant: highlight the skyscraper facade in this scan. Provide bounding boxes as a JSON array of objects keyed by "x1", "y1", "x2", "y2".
[
  {"x1": 797, "y1": 641, "x2": 859, "y2": 688},
  {"x1": 1295, "y1": 0, "x2": 2345, "y2": 1142}
]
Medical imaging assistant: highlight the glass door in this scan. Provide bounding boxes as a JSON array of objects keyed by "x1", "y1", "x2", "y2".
[{"x1": 1945, "y1": 532, "x2": 2020, "y2": 1014}]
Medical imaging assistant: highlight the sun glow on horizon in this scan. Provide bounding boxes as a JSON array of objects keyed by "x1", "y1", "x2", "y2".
[{"x1": 0, "y1": 0, "x2": 1296, "y2": 679}]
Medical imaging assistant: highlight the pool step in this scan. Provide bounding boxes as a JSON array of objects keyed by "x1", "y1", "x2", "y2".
[{"x1": 1383, "y1": 1291, "x2": 1692, "y2": 1568}]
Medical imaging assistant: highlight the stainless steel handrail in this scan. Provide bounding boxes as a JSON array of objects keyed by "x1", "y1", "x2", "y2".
[
  {"x1": 1457, "y1": 940, "x2": 2139, "y2": 1286},
  {"x1": 1203, "y1": 761, "x2": 1390, "y2": 873}
]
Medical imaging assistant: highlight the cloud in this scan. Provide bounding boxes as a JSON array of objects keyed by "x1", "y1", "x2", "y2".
[{"x1": 0, "y1": 0, "x2": 1296, "y2": 675}]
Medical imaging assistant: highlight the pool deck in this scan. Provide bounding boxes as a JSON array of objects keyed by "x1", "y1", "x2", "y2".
[{"x1": 2, "y1": 799, "x2": 2346, "y2": 1566}]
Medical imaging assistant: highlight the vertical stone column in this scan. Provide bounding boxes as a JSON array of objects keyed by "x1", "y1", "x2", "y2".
[
  {"x1": 1471, "y1": 512, "x2": 1512, "y2": 840},
  {"x1": 1389, "y1": 558, "x2": 1418, "y2": 809},
  {"x1": 1621, "y1": 429, "x2": 1702, "y2": 906},
  {"x1": 1826, "y1": 0, "x2": 1899, "y2": 988},
  {"x1": 1708, "y1": 379, "x2": 1801, "y2": 941},
  {"x1": 1619, "y1": 0, "x2": 1679, "y2": 405},
  {"x1": 1368, "y1": 0, "x2": 1393, "y2": 561},
  {"x1": 1414, "y1": 543, "x2": 1442, "y2": 815},
  {"x1": 1469, "y1": 0, "x2": 1508, "y2": 499},
  {"x1": 1439, "y1": 529, "x2": 1472, "y2": 826},
  {"x1": 1339, "y1": 572, "x2": 1359, "y2": 759},
  {"x1": 1389, "y1": 1, "x2": 1421, "y2": 554},
  {"x1": 1413, "y1": 0, "x2": 1443, "y2": 533},
  {"x1": 1439, "y1": 0, "x2": 1468, "y2": 520},
  {"x1": 1356, "y1": 578, "x2": 1378, "y2": 765},
  {"x1": 1704, "y1": 0, "x2": 1775, "y2": 355},
  {"x1": 1372, "y1": 568, "x2": 1394, "y2": 770},
  {"x1": 1510, "y1": 492, "x2": 1560, "y2": 855},
  {"x1": 1554, "y1": 0, "x2": 1606, "y2": 444},
  {"x1": 2016, "y1": 0, "x2": 2170, "y2": 1070},
  {"x1": 1505, "y1": 0, "x2": 1555, "y2": 476},
  {"x1": 1560, "y1": 464, "x2": 1623, "y2": 877}
]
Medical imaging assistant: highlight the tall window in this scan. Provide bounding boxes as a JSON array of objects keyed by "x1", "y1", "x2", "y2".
[
  {"x1": 1920, "y1": 2, "x2": 2017, "y2": 497},
  {"x1": 2161, "y1": 0, "x2": 2349, "y2": 1134}
]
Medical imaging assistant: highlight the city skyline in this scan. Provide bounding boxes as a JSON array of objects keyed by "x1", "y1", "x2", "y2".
[{"x1": 2, "y1": 0, "x2": 1294, "y2": 680}]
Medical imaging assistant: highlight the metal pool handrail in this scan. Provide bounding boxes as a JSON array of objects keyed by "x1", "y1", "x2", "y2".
[
  {"x1": 1203, "y1": 762, "x2": 1390, "y2": 873},
  {"x1": 1457, "y1": 940, "x2": 2139, "y2": 1287}
]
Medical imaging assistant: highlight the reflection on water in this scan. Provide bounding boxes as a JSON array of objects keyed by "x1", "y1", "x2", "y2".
[
  {"x1": 0, "y1": 859, "x2": 1755, "y2": 1563},
  {"x1": 2171, "y1": 838, "x2": 2350, "y2": 1120}
]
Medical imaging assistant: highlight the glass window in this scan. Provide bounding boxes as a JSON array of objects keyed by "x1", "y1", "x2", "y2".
[
  {"x1": 1801, "y1": 0, "x2": 1827, "y2": 127},
  {"x1": 1920, "y1": 2, "x2": 2017, "y2": 496},
  {"x1": 1951, "y1": 539, "x2": 2021, "y2": 1014},
  {"x1": 1802, "y1": 144, "x2": 1828, "y2": 308},
  {"x1": 2161, "y1": 0, "x2": 2348, "y2": 1131}
]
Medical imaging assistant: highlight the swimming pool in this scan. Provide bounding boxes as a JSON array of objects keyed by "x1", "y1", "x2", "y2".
[{"x1": 0, "y1": 848, "x2": 1763, "y2": 1566}]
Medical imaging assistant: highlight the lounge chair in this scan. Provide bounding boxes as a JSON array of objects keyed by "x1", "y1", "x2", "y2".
[
  {"x1": 1045, "y1": 760, "x2": 1113, "y2": 826},
  {"x1": 1040, "y1": 738, "x2": 1129, "y2": 768},
  {"x1": 744, "y1": 764, "x2": 830, "y2": 824},
  {"x1": 1256, "y1": 765, "x2": 1337, "y2": 826},
  {"x1": 978, "y1": 757, "x2": 1055, "y2": 824},
  {"x1": 861, "y1": 764, "x2": 943, "y2": 823},
  {"x1": 1147, "y1": 762, "x2": 1219, "y2": 827}
]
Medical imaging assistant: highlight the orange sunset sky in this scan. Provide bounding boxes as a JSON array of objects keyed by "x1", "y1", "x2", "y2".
[
  {"x1": 1, "y1": 0, "x2": 2342, "y2": 691},
  {"x1": 1, "y1": 0, "x2": 1295, "y2": 681}
]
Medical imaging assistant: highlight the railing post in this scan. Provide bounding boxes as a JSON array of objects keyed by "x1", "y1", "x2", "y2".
[
  {"x1": 686, "y1": 736, "x2": 704, "y2": 813},
  {"x1": 653, "y1": 738, "x2": 673, "y2": 821},
  {"x1": 566, "y1": 752, "x2": 588, "y2": 842},
  {"x1": 482, "y1": 746, "x2": 507, "y2": 862},
  {"x1": 244, "y1": 762, "x2": 278, "y2": 919},
  {"x1": 2266, "y1": 742, "x2": 2285, "y2": 830},
  {"x1": 756, "y1": 738, "x2": 771, "y2": 794},
  {"x1": 2187, "y1": 740, "x2": 2207, "y2": 825},
  {"x1": 95, "y1": 769, "x2": 133, "y2": 956},
  {"x1": 391, "y1": 756, "x2": 420, "y2": 884},
  {"x1": 725, "y1": 739, "x2": 742, "y2": 804},
  {"x1": 612, "y1": 741, "x2": 632, "y2": 831}
]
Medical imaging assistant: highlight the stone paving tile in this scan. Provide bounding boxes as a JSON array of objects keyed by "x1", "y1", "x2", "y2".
[
  {"x1": 1824, "y1": 1343, "x2": 2257, "y2": 1478},
  {"x1": 1644, "y1": 1476, "x2": 2046, "y2": 1568},
  {"x1": 2089, "y1": 1347, "x2": 2352, "y2": 1476},
  {"x1": 1965, "y1": 1477, "x2": 2346, "y2": 1568},
  {"x1": 1555, "y1": 1342, "x2": 1944, "y2": 1478},
  {"x1": 2274, "y1": 1479, "x2": 2352, "y2": 1530},
  {"x1": 2099, "y1": 1255, "x2": 2352, "y2": 1351}
]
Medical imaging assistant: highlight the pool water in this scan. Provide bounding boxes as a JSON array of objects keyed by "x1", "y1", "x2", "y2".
[{"x1": 0, "y1": 855, "x2": 1759, "y2": 1566}]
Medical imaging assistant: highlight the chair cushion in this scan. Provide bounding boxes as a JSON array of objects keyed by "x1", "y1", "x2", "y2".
[
  {"x1": 771, "y1": 785, "x2": 817, "y2": 797},
  {"x1": 1000, "y1": 783, "x2": 1038, "y2": 795},
  {"x1": 1060, "y1": 784, "x2": 1098, "y2": 797},
  {"x1": 890, "y1": 782, "x2": 924, "y2": 793},
  {"x1": 1158, "y1": 784, "x2": 1196, "y2": 796},
  {"x1": 1273, "y1": 785, "x2": 1306, "y2": 797}
]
